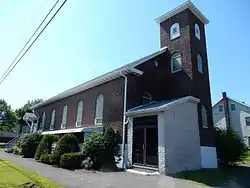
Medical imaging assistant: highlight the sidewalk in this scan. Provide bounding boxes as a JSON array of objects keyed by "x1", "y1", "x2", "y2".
[{"x1": 0, "y1": 152, "x2": 207, "y2": 188}]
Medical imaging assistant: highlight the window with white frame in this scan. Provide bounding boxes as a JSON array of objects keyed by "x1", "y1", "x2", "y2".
[
  {"x1": 171, "y1": 52, "x2": 182, "y2": 73},
  {"x1": 61, "y1": 105, "x2": 68, "y2": 129},
  {"x1": 230, "y1": 103, "x2": 236, "y2": 111},
  {"x1": 219, "y1": 105, "x2": 223, "y2": 112},
  {"x1": 95, "y1": 94, "x2": 104, "y2": 126},
  {"x1": 50, "y1": 109, "x2": 55, "y2": 130},
  {"x1": 201, "y1": 105, "x2": 208, "y2": 128},
  {"x1": 245, "y1": 117, "x2": 250, "y2": 126},
  {"x1": 76, "y1": 101, "x2": 83, "y2": 127},
  {"x1": 195, "y1": 24, "x2": 200, "y2": 40},
  {"x1": 170, "y1": 23, "x2": 180, "y2": 40},
  {"x1": 41, "y1": 112, "x2": 46, "y2": 131},
  {"x1": 197, "y1": 53, "x2": 203, "y2": 73},
  {"x1": 142, "y1": 92, "x2": 152, "y2": 105}
]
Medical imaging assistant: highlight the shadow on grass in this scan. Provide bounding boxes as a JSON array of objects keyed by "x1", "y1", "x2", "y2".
[{"x1": 170, "y1": 165, "x2": 250, "y2": 187}]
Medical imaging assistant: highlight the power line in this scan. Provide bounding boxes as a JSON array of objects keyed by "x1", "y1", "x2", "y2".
[
  {"x1": 0, "y1": 0, "x2": 67, "y2": 86},
  {"x1": 0, "y1": 0, "x2": 60, "y2": 82}
]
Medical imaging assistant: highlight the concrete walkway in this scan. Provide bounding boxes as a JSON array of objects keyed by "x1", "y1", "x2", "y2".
[{"x1": 0, "y1": 152, "x2": 208, "y2": 188}]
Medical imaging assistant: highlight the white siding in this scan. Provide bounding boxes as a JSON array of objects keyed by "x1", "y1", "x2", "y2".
[{"x1": 213, "y1": 99, "x2": 250, "y2": 141}]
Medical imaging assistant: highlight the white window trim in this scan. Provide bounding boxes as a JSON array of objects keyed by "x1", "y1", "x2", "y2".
[
  {"x1": 50, "y1": 109, "x2": 55, "y2": 130},
  {"x1": 230, "y1": 103, "x2": 236, "y2": 111},
  {"x1": 170, "y1": 23, "x2": 180, "y2": 40},
  {"x1": 195, "y1": 23, "x2": 201, "y2": 40},
  {"x1": 218, "y1": 105, "x2": 223, "y2": 112},
  {"x1": 202, "y1": 106, "x2": 208, "y2": 128},
  {"x1": 171, "y1": 53, "x2": 182, "y2": 73},
  {"x1": 197, "y1": 53, "x2": 203, "y2": 73},
  {"x1": 41, "y1": 112, "x2": 46, "y2": 131},
  {"x1": 61, "y1": 105, "x2": 68, "y2": 129},
  {"x1": 95, "y1": 94, "x2": 104, "y2": 126},
  {"x1": 245, "y1": 117, "x2": 250, "y2": 127},
  {"x1": 76, "y1": 101, "x2": 83, "y2": 127}
]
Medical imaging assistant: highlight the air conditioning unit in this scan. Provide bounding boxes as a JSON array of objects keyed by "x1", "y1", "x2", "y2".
[
  {"x1": 94, "y1": 118, "x2": 103, "y2": 126},
  {"x1": 61, "y1": 123, "x2": 66, "y2": 129},
  {"x1": 75, "y1": 121, "x2": 82, "y2": 127}
]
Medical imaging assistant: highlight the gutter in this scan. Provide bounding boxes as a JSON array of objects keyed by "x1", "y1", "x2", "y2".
[{"x1": 120, "y1": 68, "x2": 143, "y2": 170}]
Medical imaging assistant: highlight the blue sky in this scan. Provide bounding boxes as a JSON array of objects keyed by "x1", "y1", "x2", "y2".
[{"x1": 0, "y1": 0, "x2": 250, "y2": 109}]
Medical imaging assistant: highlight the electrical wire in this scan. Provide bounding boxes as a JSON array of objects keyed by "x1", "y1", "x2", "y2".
[{"x1": 0, "y1": 0, "x2": 67, "y2": 85}]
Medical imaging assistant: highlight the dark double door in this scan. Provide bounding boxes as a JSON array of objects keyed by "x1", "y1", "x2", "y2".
[{"x1": 132, "y1": 125, "x2": 158, "y2": 167}]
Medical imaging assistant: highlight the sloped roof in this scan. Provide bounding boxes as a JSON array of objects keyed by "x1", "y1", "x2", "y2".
[
  {"x1": 213, "y1": 96, "x2": 250, "y2": 109},
  {"x1": 155, "y1": 1, "x2": 209, "y2": 25},
  {"x1": 32, "y1": 48, "x2": 167, "y2": 109},
  {"x1": 126, "y1": 96, "x2": 200, "y2": 116}
]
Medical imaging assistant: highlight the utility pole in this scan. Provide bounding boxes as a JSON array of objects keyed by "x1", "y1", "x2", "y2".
[{"x1": 222, "y1": 92, "x2": 231, "y2": 130}]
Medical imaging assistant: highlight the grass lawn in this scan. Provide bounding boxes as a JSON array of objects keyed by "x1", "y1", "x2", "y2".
[
  {"x1": 0, "y1": 159, "x2": 63, "y2": 188},
  {"x1": 173, "y1": 166, "x2": 250, "y2": 187}
]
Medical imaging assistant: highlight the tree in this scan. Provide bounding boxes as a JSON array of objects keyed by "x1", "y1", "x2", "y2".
[
  {"x1": 215, "y1": 127, "x2": 248, "y2": 165},
  {"x1": 15, "y1": 99, "x2": 43, "y2": 134},
  {"x1": 0, "y1": 99, "x2": 17, "y2": 132}
]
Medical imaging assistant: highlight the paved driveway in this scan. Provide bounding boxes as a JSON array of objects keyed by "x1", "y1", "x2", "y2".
[{"x1": 0, "y1": 152, "x2": 207, "y2": 188}]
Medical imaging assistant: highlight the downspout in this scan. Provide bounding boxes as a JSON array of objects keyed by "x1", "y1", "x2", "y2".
[{"x1": 120, "y1": 71, "x2": 128, "y2": 170}]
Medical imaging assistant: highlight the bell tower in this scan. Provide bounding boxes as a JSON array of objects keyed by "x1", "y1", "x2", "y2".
[{"x1": 156, "y1": 1, "x2": 214, "y2": 148}]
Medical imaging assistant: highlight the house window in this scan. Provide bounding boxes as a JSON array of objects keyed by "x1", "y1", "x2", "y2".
[
  {"x1": 170, "y1": 23, "x2": 180, "y2": 40},
  {"x1": 219, "y1": 105, "x2": 223, "y2": 112},
  {"x1": 245, "y1": 117, "x2": 250, "y2": 126},
  {"x1": 40, "y1": 112, "x2": 46, "y2": 131},
  {"x1": 61, "y1": 105, "x2": 68, "y2": 129},
  {"x1": 142, "y1": 92, "x2": 152, "y2": 105},
  {"x1": 197, "y1": 53, "x2": 203, "y2": 73},
  {"x1": 171, "y1": 52, "x2": 182, "y2": 73},
  {"x1": 50, "y1": 109, "x2": 55, "y2": 130},
  {"x1": 95, "y1": 94, "x2": 104, "y2": 126},
  {"x1": 201, "y1": 105, "x2": 208, "y2": 128},
  {"x1": 195, "y1": 24, "x2": 200, "y2": 40},
  {"x1": 231, "y1": 104, "x2": 236, "y2": 111},
  {"x1": 76, "y1": 101, "x2": 83, "y2": 127}
]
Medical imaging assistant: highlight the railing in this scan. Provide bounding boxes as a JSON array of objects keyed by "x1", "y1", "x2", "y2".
[{"x1": 5, "y1": 133, "x2": 24, "y2": 149}]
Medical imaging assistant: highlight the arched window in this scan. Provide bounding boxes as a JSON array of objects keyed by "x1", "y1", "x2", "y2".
[
  {"x1": 50, "y1": 109, "x2": 56, "y2": 130},
  {"x1": 171, "y1": 52, "x2": 182, "y2": 73},
  {"x1": 61, "y1": 105, "x2": 68, "y2": 129},
  {"x1": 201, "y1": 105, "x2": 208, "y2": 128},
  {"x1": 197, "y1": 53, "x2": 203, "y2": 73},
  {"x1": 195, "y1": 24, "x2": 200, "y2": 40},
  {"x1": 95, "y1": 94, "x2": 104, "y2": 125},
  {"x1": 41, "y1": 112, "x2": 46, "y2": 131},
  {"x1": 142, "y1": 92, "x2": 152, "y2": 105},
  {"x1": 76, "y1": 101, "x2": 83, "y2": 127},
  {"x1": 170, "y1": 23, "x2": 180, "y2": 40}
]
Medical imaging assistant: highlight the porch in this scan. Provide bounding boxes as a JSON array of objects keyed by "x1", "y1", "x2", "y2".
[{"x1": 126, "y1": 96, "x2": 202, "y2": 174}]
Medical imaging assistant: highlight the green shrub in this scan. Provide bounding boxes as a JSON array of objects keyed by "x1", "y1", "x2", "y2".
[
  {"x1": 215, "y1": 127, "x2": 248, "y2": 165},
  {"x1": 13, "y1": 146, "x2": 21, "y2": 155},
  {"x1": 54, "y1": 134, "x2": 79, "y2": 157},
  {"x1": 35, "y1": 134, "x2": 59, "y2": 161},
  {"x1": 60, "y1": 152, "x2": 83, "y2": 169},
  {"x1": 40, "y1": 154, "x2": 59, "y2": 165},
  {"x1": 82, "y1": 132, "x2": 105, "y2": 169},
  {"x1": 18, "y1": 133, "x2": 43, "y2": 158},
  {"x1": 102, "y1": 125, "x2": 119, "y2": 163},
  {"x1": 81, "y1": 126, "x2": 118, "y2": 170}
]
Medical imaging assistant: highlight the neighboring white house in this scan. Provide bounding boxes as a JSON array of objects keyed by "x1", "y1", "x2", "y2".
[{"x1": 213, "y1": 96, "x2": 250, "y2": 147}]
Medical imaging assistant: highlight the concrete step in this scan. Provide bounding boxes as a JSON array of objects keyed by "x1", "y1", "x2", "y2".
[{"x1": 126, "y1": 165, "x2": 159, "y2": 176}]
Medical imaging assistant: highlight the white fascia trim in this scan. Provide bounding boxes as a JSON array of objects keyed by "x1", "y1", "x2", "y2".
[
  {"x1": 126, "y1": 96, "x2": 200, "y2": 116},
  {"x1": 155, "y1": 1, "x2": 209, "y2": 25},
  {"x1": 31, "y1": 49, "x2": 166, "y2": 110}
]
